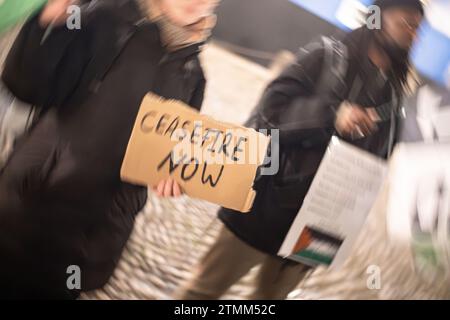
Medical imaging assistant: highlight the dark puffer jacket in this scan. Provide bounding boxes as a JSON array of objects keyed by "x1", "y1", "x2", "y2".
[
  {"x1": 220, "y1": 28, "x2": 403, "y2": 256},
  {"x1": 0, "y1": 0, "x2": 206, "y2": 298}
]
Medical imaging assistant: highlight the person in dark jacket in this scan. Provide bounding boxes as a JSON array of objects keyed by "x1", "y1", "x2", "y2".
[
  {"x1": 0, "y1": 0, "x2": 219, "y2": 299},
  {"x1": 177, "y1": 0, "x2": 424, "y2": 300}
]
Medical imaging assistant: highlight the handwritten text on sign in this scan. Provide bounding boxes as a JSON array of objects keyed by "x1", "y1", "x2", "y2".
[{"x1": 121, "y1": 94, "x2": 270, "y2": 212}]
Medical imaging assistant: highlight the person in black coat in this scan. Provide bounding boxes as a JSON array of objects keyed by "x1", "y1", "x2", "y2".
[
  {"x1": 0, "y1": 0, "x2": 219, "y2": 299},
  {"x1": 178, "y1": 0, "x2": 424, "y2": 300}
]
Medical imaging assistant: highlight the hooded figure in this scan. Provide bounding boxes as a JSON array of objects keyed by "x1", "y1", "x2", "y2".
[
  {"x1": 178, "y1": 0, "x2": 424, "y2": 300},
  {"x1": 0, "y1": 0, "x2": 219, "y2": 299}
]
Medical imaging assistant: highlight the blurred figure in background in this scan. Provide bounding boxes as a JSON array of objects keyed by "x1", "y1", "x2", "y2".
[
  {"x1": 177, "y1": 0, "x2": 424, "y2": 300},
  {"x1": 0, "y1": 0, "x2": 219, "y2": 299}
]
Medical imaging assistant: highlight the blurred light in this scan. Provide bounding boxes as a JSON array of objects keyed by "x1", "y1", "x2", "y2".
[{"x1": 290, "y1": 0, "x2": 450, "y2": 86}]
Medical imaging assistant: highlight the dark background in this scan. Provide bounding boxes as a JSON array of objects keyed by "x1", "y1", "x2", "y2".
[{"x1": 212, "y1": 0, "x2": 345, "y2": 66}]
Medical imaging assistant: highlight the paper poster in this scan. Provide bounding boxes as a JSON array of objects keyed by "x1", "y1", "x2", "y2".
[{"x1": 279, "y1": 137, "x2": 387, "y2": 269}]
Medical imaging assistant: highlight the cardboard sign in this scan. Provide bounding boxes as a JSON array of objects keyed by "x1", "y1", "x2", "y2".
[{"x1": 121, "y1": 93, "x2": 270, "y2": 213}]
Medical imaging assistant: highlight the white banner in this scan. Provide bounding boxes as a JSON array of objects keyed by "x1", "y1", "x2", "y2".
[
  {"x1": 387, "y1": 143, "x2": 450, "y2": 283},
  {"x1": 279, "y1": 137, "x2": 387, "y2": 269}
]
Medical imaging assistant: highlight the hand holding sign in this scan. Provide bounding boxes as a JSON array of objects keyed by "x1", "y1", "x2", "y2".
[{"x1": 154, "y1": 178, "x2": 183, "y2": 198}]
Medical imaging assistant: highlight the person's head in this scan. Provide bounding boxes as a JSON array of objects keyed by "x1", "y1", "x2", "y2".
[
  {"x1": 374, "y1": 0, "x2": 424, "y2": 51},
  {"x1": 371, "y1": 0, "x2": 425, "y2": 92},
  {"x1": 140, "y1": 0, "x2": 221, "y2": 50},
  {"x1": 155, "y1": 0, "x2": 220, "y2": 27}
]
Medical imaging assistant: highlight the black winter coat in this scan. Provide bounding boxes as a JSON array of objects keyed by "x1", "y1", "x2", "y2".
[
  {"x1": 220, "y1": 32, "x2": 402, "y2": 256},
  {"x1": 0, "y1": 0, "x2": 206, "y2": 298}
]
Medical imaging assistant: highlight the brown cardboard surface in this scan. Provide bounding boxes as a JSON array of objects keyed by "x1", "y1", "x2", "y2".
[{"x1": 121, "y1": 93, "x2": 270, "y2": 213}]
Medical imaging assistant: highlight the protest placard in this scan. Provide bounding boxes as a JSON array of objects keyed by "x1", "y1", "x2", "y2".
[
  {"x1": 278, "y1": 137, "x2": 387, "y2": 269},
  {"x1": 121, "y1": 93, "x2": 270, "y2": 212}
]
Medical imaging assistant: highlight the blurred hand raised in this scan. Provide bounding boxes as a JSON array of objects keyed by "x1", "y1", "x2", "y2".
[
  {"x1": 39, "y1": 0, "x2": 78, "y2": 27},
  {"x1": 335, "y1": 101, "x2": 378, "y2": 139}
]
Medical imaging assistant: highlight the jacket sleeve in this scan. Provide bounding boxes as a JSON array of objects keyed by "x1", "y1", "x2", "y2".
[
  {"x1": 256, "y1": 46, "x2": 338, "y2": 146},
  {"x1": 1, "y1": 3, "x2": 95, "y2": 109}
]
